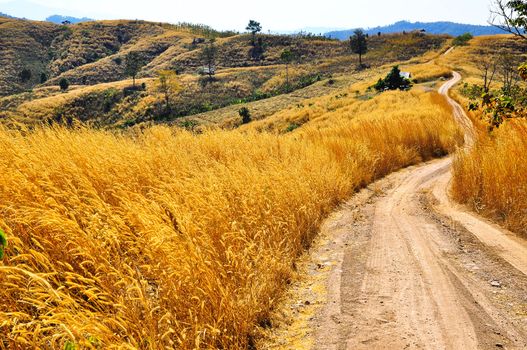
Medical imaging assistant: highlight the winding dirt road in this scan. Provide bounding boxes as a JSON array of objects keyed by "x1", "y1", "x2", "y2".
[{"x1": 269, "y1": 73, "x2": 527, "y2": 350}]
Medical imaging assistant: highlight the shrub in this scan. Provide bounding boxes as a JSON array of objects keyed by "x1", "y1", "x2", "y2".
[
  {"x1": 59, "y1": 78, "x2": 70, "y2": 92},
  {"x1": 452, "y1": 33, "x2": 473, "y2": 46}
]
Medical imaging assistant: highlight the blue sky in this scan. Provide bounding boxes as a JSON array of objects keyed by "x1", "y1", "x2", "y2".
[{"x1": 0, "y1": 0, "x2": 494, "y2": 31}]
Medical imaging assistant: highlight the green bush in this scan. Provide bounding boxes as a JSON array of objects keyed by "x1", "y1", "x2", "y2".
[{"x1": 452, "y1": 33, "x2": 473, "y2": 46}]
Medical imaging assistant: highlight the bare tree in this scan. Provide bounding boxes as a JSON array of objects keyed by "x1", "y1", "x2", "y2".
[
  {"x1": 476, "y1": 51, "x2": 498, "y2": 92},
  {"x1": 497, "y1": 53, "x2": 521, "y2": 93},
  {"x1": 201, "y1": 39, "x2": 217, "y2": 81},
  {"x1": 489, "y1": 0, "x2": 527, "y2": 40}
]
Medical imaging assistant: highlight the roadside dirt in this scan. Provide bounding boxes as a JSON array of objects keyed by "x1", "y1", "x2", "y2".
[{"x1": 263, "y1": 73, "x2": 527, "y2": 350}]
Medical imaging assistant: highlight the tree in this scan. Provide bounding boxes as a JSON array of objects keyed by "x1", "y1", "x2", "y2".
[
  {"x1": 498, "y1": 53, "x2": 521, "y2": 94},
  {"x1": 59, "y1": 78, "x2": 69, "y2": 92},
  {"x1": 201, "y1": 39, "x2": 217, "y2": 80},
  {"x1": 373, "y1": 66, "x2": 412, "y2": 92},
  {"x1": 155, "y1": 70, "x2": 181, "y2": 112},
  {"x1": 350, "y1": 29, "x2": 368, "y2": 67},
  {"x1": 19, "y1": 68, "x2": 31, "y2": 83},
  {"x1": 280, "y1": 49, "x2": 294, "y2": 86},
  {"x1": 125, "y1": 51, "x2": 143, "y2": 87},
  {"x1": 476, "y1": 52, "x2": 498, "y2": 93},
  {"x1": 469, "y1": 1, "x2": 527, "y2": 130},
  {"x1": 490, "y1": 0, "x2": 527, "y2": 40},
  {"x1": 246, "y1": 20, "x2": 262, "y2": 45},
  {"x1": 239, "y1": 107, "x2": 251, "y2": 124},
  {"x1": 40, "y1": 72, "x2": 48, "y2": 84}
]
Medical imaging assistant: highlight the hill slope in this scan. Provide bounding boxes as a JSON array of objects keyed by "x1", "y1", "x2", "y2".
[
  {"x1": 0, "y1": 19, "x2": 449, "y2": 128},
  {"x1": 327, "y1": 20, "x2": 503, "y2": 40}
]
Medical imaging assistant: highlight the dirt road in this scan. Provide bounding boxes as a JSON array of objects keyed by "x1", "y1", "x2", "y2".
[{"x1": 268, "y1": 73, "x2": 527, "y2": 350}]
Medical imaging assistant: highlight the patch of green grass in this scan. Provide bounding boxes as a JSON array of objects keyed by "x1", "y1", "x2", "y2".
[{"x1": 0, "y1": 227, "x2": 6, "y2": 259}]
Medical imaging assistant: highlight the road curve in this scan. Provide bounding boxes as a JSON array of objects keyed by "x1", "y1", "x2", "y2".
[{"x1": 308, "y1": 73, "x2": 527, "y2": 349}]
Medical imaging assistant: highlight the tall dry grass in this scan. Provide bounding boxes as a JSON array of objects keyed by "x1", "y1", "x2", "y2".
[
  {"x1": 0, "y1": 89, "x2": 461, "y2": 349},
  {"x1": 452, "y1": 120, "x2": 527, "y2": 237}
]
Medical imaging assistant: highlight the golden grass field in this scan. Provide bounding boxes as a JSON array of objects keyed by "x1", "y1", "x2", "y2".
[
  {"x1": 440, "y1": 35, "x2": 527, "y2": 238},
  {"x1": 453, "y1": 120, "x2": 527, "y2": 237},
  {"x1": 0, "y1": 86, "x2": 462, "y2": 349}
]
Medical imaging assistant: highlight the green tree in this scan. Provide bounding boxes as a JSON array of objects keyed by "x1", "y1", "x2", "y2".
[
  {"x1": 19, "y1": 68, "x2": 31, "y2": 83},
  {"x1": 350, "y1": 29, "x2": 368, "y2": 67},
  {"x1": 125, "y1": 51, "x2": 143, "y2": 87},
  {"x1": 59, "y1": 78, "x2": 70, "y2": 92},
  {"x1": 280, "y1": 49, "x2": 294, "y2": 86},
  {"x1": 201, "y1": 39, "x2": 217, "y2": 80},
  {"x1": 246, "y1": 20, "x2": 262, "y2": 45},
  {"x1": 374, "y1": 66, "x2": 412, "y2": 92},
  {"x1": 239, "y1": 107, "x2": 251, "y2": 124}
]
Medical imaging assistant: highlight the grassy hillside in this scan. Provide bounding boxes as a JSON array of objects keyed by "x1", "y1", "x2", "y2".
[
  {"x1": 0, "y1": 18, "x2": 57, "y2": 95},
  {"x1": 0, "y1": 20, "x2": 449, "y2": 128}
]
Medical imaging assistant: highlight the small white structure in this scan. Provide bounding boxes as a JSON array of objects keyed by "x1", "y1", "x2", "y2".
[
  {"x1": 400, "y1": 71, "x2": 412, "y2": 79},
  {"x1": 198, "y1": 66, "x2": 216, "y2": 76}
]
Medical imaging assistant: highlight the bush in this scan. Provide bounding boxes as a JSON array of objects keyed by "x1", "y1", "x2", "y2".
[
  {"x1": 452, "y1": 33, "x2": 473, "y2": 46},
  {"x1": 239, "y1": 107, "x2": 251, "y2": 124},
  {"x1": 19, "y1": 69, "x2": 32, "y2": 83},
  {"x1": 59, "y1": 78, "x2": 70, "y2": 92}
]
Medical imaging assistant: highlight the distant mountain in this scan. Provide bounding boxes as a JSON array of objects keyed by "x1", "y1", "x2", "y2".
[
  {"x1": 46, "y1": 15, "x2": 93, "y2": 24},
  {"x1": 0, "y1": 12, "x2": 19, "y2": 19},
  {"x1": 326, "y1": 21, "x2": 504, "y2": 40}
]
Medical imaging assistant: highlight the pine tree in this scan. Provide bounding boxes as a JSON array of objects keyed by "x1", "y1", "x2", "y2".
[{"x1": 350, "y1": 29, "x2": 368, "y2": 67}]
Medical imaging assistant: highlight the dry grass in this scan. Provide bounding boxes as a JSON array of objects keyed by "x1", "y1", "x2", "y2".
[
  {"x1": 0, "y1": 87, "x2": 461, "y2": 349},
  {"x1": 246, "y1": 85, "x2": 456, "y2": 135},
  {"x1": 445, "y1": 35, "x2": 527, "y2": 237},
  {"x1": 401, "y1": 61, "x2": 452, "y2": 83},
  {"x1": 453, "y1": 120, "x2": 527, "y2": 237}
]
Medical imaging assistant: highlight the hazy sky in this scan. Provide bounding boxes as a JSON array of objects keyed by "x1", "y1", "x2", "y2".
[{"x1": 0, "y1": 0, "x2": 494, "y2": 31}]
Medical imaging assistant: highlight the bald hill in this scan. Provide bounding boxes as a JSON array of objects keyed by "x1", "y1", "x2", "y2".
[{"x1": 0, "y1": 17, "x2": 450, "y2": 128}]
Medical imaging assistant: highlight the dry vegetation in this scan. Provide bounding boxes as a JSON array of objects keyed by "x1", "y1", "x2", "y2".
[
  {"x1": 445, "y1": 35, "x2": 527, "y2": 237},
  {"x1": 1, "y1": 17, "x2": 449, "y2": 128},
  {"x1": 0, "y1": 86, "x2": 462, "y2": 348},
  {"x1": 453, "y1": 121, "x2": 527, "y2": 237}
]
